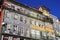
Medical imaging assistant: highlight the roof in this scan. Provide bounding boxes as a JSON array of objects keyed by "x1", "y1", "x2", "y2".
[{"x1": 6, "y1": 0, "x2": 42, "y2": 14}]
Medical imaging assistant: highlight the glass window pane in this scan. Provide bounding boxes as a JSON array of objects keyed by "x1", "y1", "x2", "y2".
[
  {"x1": 20, "y1": 16, "x2": 23, "y2": 22},
  {"x1": 6, "y1": 13, "x2": 11, "y2": 18},
  {"x1": 25, "y1": 28, "x2": 30, "y2": 37},
  {"x1": 14, "y1": 13, "x2": 20, "y2": 20},
  {"x1": 7, "y1": 24, "x2": 11, "y2": 29},
  {"x1": 36, "y1": 21, "x2": 39, "y2": 26},
  {"x1": 31, "y1": 29, "x2": 35, "y2": 38},
  {"x1": 35, "y1": 30, "x2": 40, "y2": 39}
]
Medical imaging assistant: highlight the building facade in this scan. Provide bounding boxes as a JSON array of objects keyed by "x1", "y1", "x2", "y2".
[{"x1": 0, "y1": 0, "x2": 60, "y2": 40}]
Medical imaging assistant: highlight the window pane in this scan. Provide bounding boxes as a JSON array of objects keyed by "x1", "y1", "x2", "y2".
[
  {"x1": 6, "y1": 13, "x2": 11, "y2": 18},
  {"x1": 31, "y1": 29, "x2": 36, "y2": 38},
  {"x1": 20, "y1": 27, "x2": 25, "y2": 36},
  {"x1": 14, "y1": 13, "x2": 19, "y2": 20},
  {"x1": 23, "y1": 16, "x2": 27, "y2": 23},
  {"x1": 20, "y1": 16, "x2": 23, "y2": 22},
  {"x1": 7, "y1": 24, "x2": 11, "y2": 29},
  {"x1": 36, "y1": 21, "x2": 39, "y2": 26},
  {"x1": 39, "y1": 21, "x2": 44, "y2": 27},
  {"x1": 25, "y1": 28, "x2": 30, "y2": 37},
  {"x1": 20, "y1": 7, "x2": 25, "y2": 13},
  {"x1": 32, "y1": 20, "x2": 35, "y2": 25},
  {"x1": 13, "y1": 25, "x2": 18, "y2": 35},
  {"x1": 35, "y1": 30, "x2": 40, "y2": 39},
  {"x1": 30, "y1": 19, "x2": 32, "y2": 24}
]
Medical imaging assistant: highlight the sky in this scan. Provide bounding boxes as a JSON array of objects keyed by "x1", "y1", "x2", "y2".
[{"x1": 16, "y1": 0, "x2": 60, "y2": 19}]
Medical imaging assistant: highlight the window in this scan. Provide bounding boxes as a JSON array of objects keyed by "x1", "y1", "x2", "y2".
[
  {"x1": 13, "y1": 25, "x2": 18, "y2": 35},
  {"x1": 7, "y1": 24, "x2": 11, "y2": 30},
  {"x1": 20, "y1": 16, "x2": 23, "y2": 22},
  {"x1": 32, "y1": 19, "x2": 35, "y2": 25},
  {"x1": 41, "y1": 15, "x2": 45, "y2": 20},
  {"x1": 30, "y1": 19, "x2": 32, "y2": 24},
  {"x1": 30, "y1": 12, "x2": 35, "y2": 17},
  {"x1": 20, "y1": 27, "x2": 25, "y2": 36},
  {"x1": 5, "y1": 23, "x2": 12, "y2": 33},
  {"x1": 34, "y1": 13, "x2": 38, "y2": 18},
  {"x1": 50, "y1": 24, "x2": 53, "y2": 29},
  {"x1": 36, "y1": 21, "x2": 39, "y2": 26},
  {"x1": 15, "y1": 5, "x2": 20, "y2": 11},
  {"x1": 16, "y1": 8, "x2": 20, "y2": 11},
  {"x1": 2, "y1": 23, "x2": 7, "y2": 32},
  {"x1": 35, "y1": 30, "x2": 40, "y2": 39},
  {"x1": 23, "y1": 16, "x2": 27, "y2": 23},
  {"x1": 11, "y1": 5, "x2": 15, "y2": 9},
  {"x1": 30, "y1": 19, "x2": 36, "y2": 25},
  {"x1": 38, "y1": 14, "x2": 45, "y2": 21},
  {"x1": 25, "y1": 10, "x2": 29, "y2": 14},
  {"x1": 26, "y1": 28, "x2": 30, "y2": 37},
  {"x1": 6, "y1": 13, "x2": 11, "y2": 18},
  {"x1": 14, "y1": 13, "x2": 19, "y2": 20},
  {"x1": 13, "y1": 25, "x2": 18, "y2": 31},
  {"x1": 31, "y1": 29, "x2": 36, "y2": 38},
  {"x1": 20, "y1": 7, "x2": 25, "y2": 13},
  {"x1": 45, "y1": 23, "x2": 51, "y2": 28},
  {"x1": 27, "y1": 18, "x2": 30, "y2": 24},
  {"x1": 25, "y1": 18, "x2": 27, "y2": 23},
  {"x1": 39, "y1": 21, "x2": 44, "y2": 27},
  {"x1": 29, "y1": 12, "x2": 33, "y2": 16},
  {"x1": 38, "y1": 14, "x2": 41, "y2": 19},
  {"x1": 38, "y1": 23, "x2": 41, "y2": 27},
  {"x1": 39, "y1": 21, "x2": 41, "y2": 27},
  {"x1": 27, "y1": 12, "x2": 30, "y2": 16},
  {"x1": 38, "y1": 14, "x2": 43, "y2": 19},
  {"x1": 29, "y1": 12, "x2": 38, "y2": 18}
]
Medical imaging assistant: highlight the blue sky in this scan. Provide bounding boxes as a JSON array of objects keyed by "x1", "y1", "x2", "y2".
[{"x1": 16, "y1": 0, "x2": 60, "y2": 19}]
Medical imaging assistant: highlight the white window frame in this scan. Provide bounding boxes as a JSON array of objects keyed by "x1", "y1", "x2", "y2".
[
  {"x1": 14, "y1": 13, "x2": 19, "y2": 20},
  {"x1": 6, "y1": 11, "x2": 11, "y2": 18}
]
